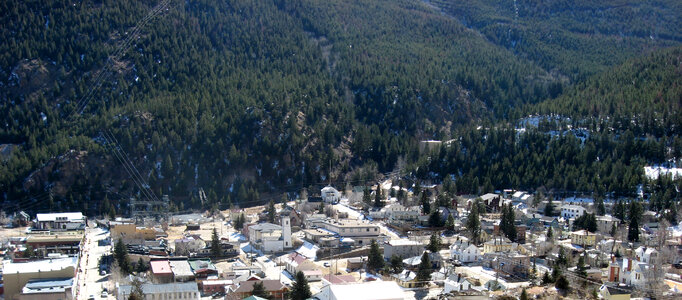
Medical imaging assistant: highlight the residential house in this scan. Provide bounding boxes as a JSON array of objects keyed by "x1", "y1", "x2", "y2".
[
  {"x1": 321, "y1": 186, "x2": 341, "y2": 204},
  {"x1": 597, "y1": 215, "x2": 620, "y2": 233},
  {"x1": 34, "y1": 213, "x2": 85, "y2": 231},
  {"x1": 391, "y1": 270, "x2": 418, "y2": 288},
  {"x1": 403, "y1": 251, "x2": 443, "y2": 269},
  {"x1": 570, "y1": 230, "x2": 598, "y2": 247},
  {"x1": 634, "y1": 246, "x2": 658, "y2": 264},
  {"x1": 228, "y1": 280, "x2": 288, "y2": 299},
  {"x1": 480, "y1": 193, "x2": 501, "y2": 211},
  {"x1": 303, "y1": 228, "x2": 338, "y2": 247},
  {"x1": 18, "y1": 278, "x2": 74, "y2": 300},
  {"x1": 561, "y1": 205, "x2": 586, "y2": 220},
  {"x1": 345, "y1": 257, "x2": 364, "y2": 270},
  {"x1": 443, "y1": 274, "x2": 476, "y2": 293},
  {"x1": 283, "y1": 253, "x2": 322, "y2": 282},
  {"x1": 383, "y1": 239, "x2": 424, "y2": 260},
  {"x1": 482, "y1": 239, "x2": 513, "y2": 254},
  {"x1": 116, "y1": 282, "x2": 200, "y2": 300},
  {"x1": 599, "y1": 284, "x2": 631, "y2": 300},
  {"x1": 450, "y1": 240, "x2": 481, "y2": 263}
]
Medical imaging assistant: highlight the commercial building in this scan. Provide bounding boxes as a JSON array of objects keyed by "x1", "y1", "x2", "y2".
[
  {"x1": 110, "y1": 221, "x2": 161, "y2": 243},
  {"x1": 18, "y1": 278, "x2": 74, "y2": 300},
  {"x1": 116, "y1": 282, "x2": 200, "y2": 300},
  {"x1": 314, "y1": 281, "x2": 404, "y2": 300},
  {"x1": 319, "y1": 220, "x2": 383, "y2": 246},
  {"x1": 383, "y1": 239, "x2": 424, "y2": 260},
  {"x1": 34, "y1": 213, "x2": 85, "y2": 231},
  {"x1": 2, "y1": 256, "x2": 78, "y2": 300},
  {"x1": 25, "y1": 232, "x2": 84, "y2": 256}
]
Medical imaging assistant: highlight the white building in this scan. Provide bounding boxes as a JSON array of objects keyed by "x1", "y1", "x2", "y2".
[
  {"x1": 321, "y1": 186, "x2": 341, "y2": 204},
  {"x1": 383, "y1": 239, "x2": 424, "y2": 260},
  {"x1": 248, "y1": 215, "x2": 292, "y2": 253},
  {"x1": 597, "y1": 215, "x2": 620, "y2": 233},
  {"x1": 634, "y1": 246, "x2": 658, "y2": 264},
  {"x1": 34, "y1": 213, "x2": 86, "y2": 231},
  {"x1": 116, "y1": 282, "x2": 199, "y2": 300},
  {"x1": 450, "y1": 240, "x2": 481, "y2": 263},
  {"x1": 314, "y1": 281, "x2": 405, "y2": 300},
  {"x1": 320, "y1": 220, "x2": 383, "y2": 246},
  {"x1": 443, "y1": 274, "x2": 476, "y2": 293},
  {"x1": 560, "y1": 205, "x2": 586, "y2": 219}
]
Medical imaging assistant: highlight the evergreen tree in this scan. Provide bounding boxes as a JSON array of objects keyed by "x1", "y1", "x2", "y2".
[
  {"x1": 520, "y1": 288, "x2": 528, "y2": 300},
  {"x1": 390, "y1": 255, "x2": 404, "y2": 274},
  {"x1": 136, "y1": 257, "x2": 148, "y2": 274},
  {"x1": 614, "y1": 199, "x2": 626, "y2": 222},
  {"x1": 363, "y1": 186, "x2": 372, "y2": 206},
  {"x1": 24, "y1": 245, "x2": 35, "y2": 258},
  {"x1": 547, "y1": 226, "x2": 554, "y2": 240},
  {"x1": 542, "y1": 271, "x2": 552, "y2": 285},
  {"x1": 374, "y1": 187, "x2": 384, "y2": 208},
  {"x1": 501, "y1": 203, "x2": 517, "y2": 242},
  {"x1": 577, "y1": 255, "x2": 587, "y2": 277},
  {"x1": 467, "y1": 200, "x2": 481, "y2": 244},
  {"x1": 367, "y1": 240, "x2": 384, "y2": 272},
  {"x1": 445, "y1": 214, "x2": 455, "y2": 231},
  {"x1": 421, "y1": 192, "x2": 431, "y2": 215},
  {"x1": 234, "y1": 213, "x2": 245, "y2": 230},
  {"x1": 610, "y1": 222, "x2": 617, "y2": 236},
  {"x1": 596, "y1": 198, "x2": 606, "y2": 216},
  {"x1": 427, "y1": 233, "x2": 441, "y2": 252},
  {"x1": 628, "y1": 216, "x2": 640, "y2": 242},
  {"x1": 416, "y1": 252, "x2": 432, "y2": 286},
  {"x1": 290, "y1": 271, "x2": 312, "y2": 300},
  {"x1": 544, "y1": 198, "x2": 555, "y2": 216},
  {"x1": 555, "y1": 275, "x2": 570, "y2": 291},
  {"x1": 251, "y1": 281, "x2": 269, "y2": 299},
  {"x1": 114, "y1": 238, "x2": 131, "y2": 274},
  {"x1": 428, "y1": 209, "x2": 442, "y2": 227},
  {"x1": 267, "y1": 200, "x2": 276, "y2": 223},
  {"x1": 211, "y1": 228, "x2": 221, "y2": 258}
]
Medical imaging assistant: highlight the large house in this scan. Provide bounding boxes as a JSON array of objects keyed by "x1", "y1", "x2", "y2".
[
  {"x1": 570, "y1": 230, "x2": 598, "y2": 247},
  {"x1": 283, "y1": 253, "x2": 323, "y2": 282},
  {"x1": 450, "y1": 240, "x2": 481, "y2": 263},
  {"x1": 383, "y1": 239, "x2": 424, "y2": 260},
  {"x1": 314, "y1": 281, "x2": 404, "y2": 300},
  {"x1": 321, "y1": 186, "x2": 342, "y2": 204},
  {"x1": 319, "y1": 220, "x2": 384, "y2": 246},
  {"x1": 3, "y1": 257, "x2": 78, "y2": 300},
  {"x1": 561, "y1": 205, "x2": 586, "y2": 220},
  {"x1": 248, "y1": 215, "x2": 292, "y2": 253},
  {"x1": 443, "y1": 274, "x2": 477, "y2": 293}
]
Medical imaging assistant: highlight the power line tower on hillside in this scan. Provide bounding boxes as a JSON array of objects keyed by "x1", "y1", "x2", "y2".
[{"x1": 130, "y1": 194, "x2": 170, "y2": 223}]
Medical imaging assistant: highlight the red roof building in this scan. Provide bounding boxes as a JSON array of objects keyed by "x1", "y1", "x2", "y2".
[{"x1": 150, "y1": 260, "x2": 173, "y2": 283}]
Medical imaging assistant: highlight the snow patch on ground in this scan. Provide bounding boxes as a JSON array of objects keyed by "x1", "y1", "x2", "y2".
[{"x1": 645, "y1": 166, "x2": 682, "y2": 179}]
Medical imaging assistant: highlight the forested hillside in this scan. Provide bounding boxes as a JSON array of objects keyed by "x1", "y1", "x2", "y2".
[
  {"x1": 0, "y1": 0, "x2": 680, "y2": 217},
  {"x1": 429, "y1": 0, "x2": 681, "y2": 81}
]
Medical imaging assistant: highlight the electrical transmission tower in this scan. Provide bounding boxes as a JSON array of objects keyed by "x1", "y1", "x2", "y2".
[{"x1": 130, "y1": 194, "x2": 170, "y2": 223}]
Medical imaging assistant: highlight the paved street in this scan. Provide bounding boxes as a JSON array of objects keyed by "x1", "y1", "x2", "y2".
[{"x1": 77, "y1": 224, "x2": 112, "y2": 300}]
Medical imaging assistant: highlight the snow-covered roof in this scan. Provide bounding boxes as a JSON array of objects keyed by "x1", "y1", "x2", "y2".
[
  {"x1": 3, "y1": 256, "x2": 77, "y2": 274},
  {"x1": 35, "y1": 212, "x2": 84, "y2": 222},
  {"x1": 316, "y1": 281, "x2": 405, "y2": 300}
]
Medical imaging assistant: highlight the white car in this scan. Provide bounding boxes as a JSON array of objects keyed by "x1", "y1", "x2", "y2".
[
  {"x1": 88, "y1": 295, "x2": 96, "y2": 300},
  {"x1": 101, "y1": 291, "x2": 108, "y2": 298}
]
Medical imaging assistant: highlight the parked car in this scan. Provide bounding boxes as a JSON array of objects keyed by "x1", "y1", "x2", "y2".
[
  {"x1": 101, "y1": 291, "x2": 108, "y2": 298},
  {"x1": 88, "y1": 294, "x2": 96, "y2": 300}
]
